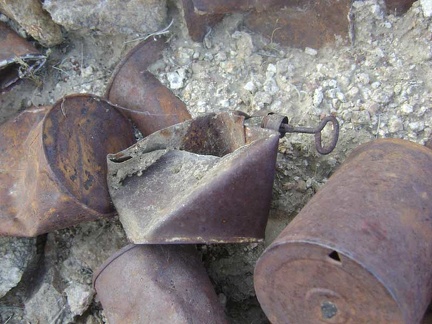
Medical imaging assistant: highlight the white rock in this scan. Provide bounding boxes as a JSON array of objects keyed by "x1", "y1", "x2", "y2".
[
  {"x1": 44, "y1": 0, "x2": 167, "y2": 35},
  {"x1": 325, "y1": 89, "x2": 337, "y2": 99},
  {"x1": 305, "y1": 47, "x2": 318, "y2": 56},
  {"x1": 243, "y1": 81, "x2": 256, "y2": 93},
  {"x1": 347, "y1": 86, "x2": 359, "y2": 98},
  {"x1": 408, "y1": 121, "x2": 425, "y2": 132},
  {"x1": 371, "y1": 81, "x2": 381, "y2": 89},
  {"x1": 400, "y1": 103, "x2": 414, "y2": 115},
  {"x1": 421, "y1": 0, "x2": 432, "y2": 17},
  {"x1": 336, "y1": 92, "x2": 346, "y2": 102},
  {"x1": 167, "y1": 70, "x2": 185, "y2": 89},
  {"x1": 266, "y1": 63, "x2": 277, "y2": 74},
  {"x1": 65, "y1": 283, "x2": 94, "y2": 316},
  {"x1": 81, "y1": 66, "x2": 93, "y2": 78},
  {"x1": 313, "y1": 88, "x2": 324, "y2": 106},
  {"x1": 215, "y1": 52, "x2": 227, "y2": 62},
  {"x1": 263, "y1": 79, "x2": 279, "y2": 95},
  {"x1": 355, "y1": 73, "x2": 370, "y2": 85},
  {"x1": 351, "y1": 110, "x2": 371, "y2": 124},
  {"x1": 388, "y1": 116, "x2": 404, "y2": 133}
]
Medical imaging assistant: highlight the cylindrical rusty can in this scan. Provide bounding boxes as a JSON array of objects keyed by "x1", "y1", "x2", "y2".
[
  {"x1": 93, "y1": 244, "x2": 228, "y2": 323},
  {"x1": 0, "y1": 94, "x2": 135, "y2": 236},
  {"x1": 254, "y1": 138, "x2": 432, "y2": 323}
]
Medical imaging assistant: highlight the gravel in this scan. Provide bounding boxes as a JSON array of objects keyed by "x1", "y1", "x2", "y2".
[{"x1": 1, "y1": 0, "x2": 432, "y2": 322}]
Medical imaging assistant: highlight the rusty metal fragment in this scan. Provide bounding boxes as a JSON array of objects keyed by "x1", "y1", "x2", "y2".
[
  {"x1": 106, "y1": 37, "x2": 191, "y2": 136},
  {"x1": 245, "y1": 0, "x2": 350, "y2": 49},
  {"x1": 0, "y1": 0, "x2": 63, "y2": 47},
  {"x1": 181, "y1": 0, "x2": 224, "y2": 42},
  {"x1": 107, "y1": 112, "x2": 279, "y2": 244},
  {"x1": 0, "y1": 95, "x2": 135, "y2": 236},
  {"x1": 255, "y1": 139, "x2": 432, "y2": 323},
  {"x1": 0, "y1": 22, "x2": 46, "y2": 92},
  {"x1": 93, "y1": 244, "x2": 228, "y2": 323},
  {"x1": 191, "y1": 0, "x2": 288, "y2": 14}
]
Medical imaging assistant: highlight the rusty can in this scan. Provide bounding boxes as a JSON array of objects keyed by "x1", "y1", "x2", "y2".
[
  {"x1": 0, "y1": 21, "x2": 46, "y2": 92},
  {"x1": 0, "y1": 94, "x2": 135, "y2": 236},
  {"x1": 180, "y1": 0, "x2": 224, "y2": 42},
  {"x1": 93, "y1": 244, "x2": 228, "y2": 323},
  {"x1": 107, "y1": 112, "x2": 279, "y2": 244},
  {"x1": 254, "y1": 138, "x2": 432, "y2": 323},
  {"x1": 106, "y1": 37, "x2": 191, "y2": 136}
]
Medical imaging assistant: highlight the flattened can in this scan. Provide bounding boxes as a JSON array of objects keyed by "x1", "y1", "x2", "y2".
[{"x1": 255, "y1": 139, "x2": 432, "y2": 323}]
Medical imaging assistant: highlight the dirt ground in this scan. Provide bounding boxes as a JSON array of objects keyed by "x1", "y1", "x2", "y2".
[{"x1": 1, "y1": 0, "x2": 432, "y2": 322}]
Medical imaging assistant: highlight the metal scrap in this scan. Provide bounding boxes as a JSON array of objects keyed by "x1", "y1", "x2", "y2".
[
  {"x1": 0, "y1": 22, "x2": 46, "y2": 92},
  {"x1": 107, "y1": 111, "x2": 279, "y2": 244}
]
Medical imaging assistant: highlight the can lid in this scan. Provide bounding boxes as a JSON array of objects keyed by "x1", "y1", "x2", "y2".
[{"x1": 254, "y1": 241, "x2": 404, "y2": 323}]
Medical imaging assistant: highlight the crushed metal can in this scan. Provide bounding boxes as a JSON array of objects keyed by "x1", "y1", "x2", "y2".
[
  {"x1": 0, "y1": 94, "x2": 135, "y2": 236},
  {"x1": 244, "y1": 0, "x2": 351, "y2": 49},
  {"x1": 107, "y1": 111, "x2": 280, "y2": 244},
  {"x1": 93, "y1": 244, "x2": 228, "y2": 323},
  {"x1": 106, "y1": 36, "x2": 191, "y2": 136},
  {"x1": 0, "y1": 21, "x2": 46, "y2": 92},
  {"x1": 254, "y1": 138, "x2": 432, "y2": 323}
]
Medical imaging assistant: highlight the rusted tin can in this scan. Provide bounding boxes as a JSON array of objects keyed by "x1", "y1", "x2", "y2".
[
  {"x1": 0, "y1": 95, "x2": 135, "y2": 236},
  {"x1": 254, "y1": 138, "x2": 432, "y2": 323},
  {"x1": 93, "y1": 244, "x2": 228, "y2": 323},
  {"x1": 181, "y1": 0, "x2": 224, "y2": 42},
  {"x1": 0, "y1": 21, "x2": 46, "y2": 92},
  {"x1": 107, "y1": 111, "x2": 279, "y2": 244},
  {"x1": 244, "y1": 0, "x2": 350, "y2": 49},
  {"x1": 105, "y1": 37, "x2": 191, "y2": 136}
]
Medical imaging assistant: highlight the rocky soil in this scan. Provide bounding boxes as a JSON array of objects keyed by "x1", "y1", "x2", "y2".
[{"x1": 1, "y1": 0, "x2": 432, "y2": 323}]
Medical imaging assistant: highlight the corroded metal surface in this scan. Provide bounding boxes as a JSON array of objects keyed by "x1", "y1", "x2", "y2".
[
  {"x1": 0, "y1": 22, "x2": 46, "y2": 92},
  {"x1": 261, "y1": 113, "x2": 339, "y2": 154},
  {"x1": 93, "y1": 244, "x2": 228, "y2": 323},
  {"x1": 106, "y1": 36, "x2": 191, "y2": 136},
  {"x1": 107, "y1": 112, "x2": 279, "y2": 244},
  {"x1": 244, "y1": 0, "x2": 350, "y2": 49},
  {"x1": 181, "y1": 0, "x2": 224, "y2": 42},
  {"x1": 0, "y1": 95, "x2": 135, "y2": 236},
  {"x1": 255, "y1": 139, "x2": 432, "y2": 323}
]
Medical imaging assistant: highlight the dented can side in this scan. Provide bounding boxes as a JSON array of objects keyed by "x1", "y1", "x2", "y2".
[
  {"x1": 106, "y1": 37, "x2": 191, "y2": 136},
  {"x1": 93, "y1": 244, "x2": 228, "y2": 324},
  {"x1": 255, "y1": 138, "x2": 432, "y2": 323}
]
